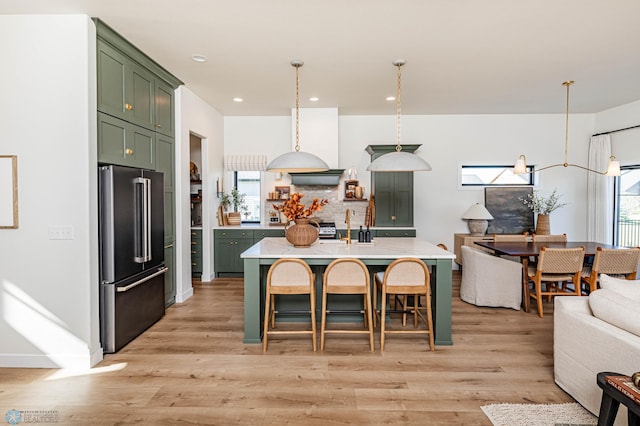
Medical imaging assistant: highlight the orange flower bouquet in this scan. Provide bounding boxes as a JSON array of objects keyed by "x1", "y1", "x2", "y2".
[{"x1": 274, "y1": 193, "x2": 328, "y2": 221}]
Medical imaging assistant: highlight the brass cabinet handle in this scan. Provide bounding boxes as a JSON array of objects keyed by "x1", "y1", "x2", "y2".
[
  {"x1": 156, "y1": 123, "x2": 162, "y2": 128},
  {"x1": 125, "y1": 103, "x2": 133, "y2": 110},
  {"x1": 391, "y1": 215, "x2": 396, "y2": 221},
  {"x1": 191, "y1": 241, "x2": 197, "y2": 245},
  {"x1": 125, "y1": 148, "x2": 133, "y2": 155}
]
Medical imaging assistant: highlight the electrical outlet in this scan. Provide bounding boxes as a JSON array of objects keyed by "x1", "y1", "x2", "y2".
[{"x1": 48, "y1": 226, "x2": 74, "y2": 240}]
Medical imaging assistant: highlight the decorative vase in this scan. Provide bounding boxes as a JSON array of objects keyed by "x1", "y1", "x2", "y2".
[
  {"x1": 227, "y1": 212, "x2": 241, "y2": 226},
  {"x1": 285, "y1": 218, "x2": 320, "y2": 247},
  {"x1": 536, "y1": 214, "x2": 550, "y2": 235}
]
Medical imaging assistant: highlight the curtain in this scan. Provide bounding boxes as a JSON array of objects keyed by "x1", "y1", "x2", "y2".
[
  {"x1": 224, "y1": 155, "x2": 267, "y2": 171},
  {"x1": 587, "y1": 134, "x2": 614, "y2": 243}
]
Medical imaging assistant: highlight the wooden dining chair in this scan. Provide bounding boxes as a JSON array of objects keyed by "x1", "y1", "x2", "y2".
[
  {"x1": 263, "y1": 258, "x2": 316, "y2": 352},
  {"x1": 532, "y1": 233, "x2": 567, "y2": 243},
  {"x1": 373, "y1": 258, "x2": 434, "y2": 351},
  {"x1": 581, "y1": 247, "x2": 640, "y2": 294},
  {"x1": 526, "y1": 246, "x2": 585, "y2": 318},
  {"x1": 494, "y1": 233, "x2": 530, "y2": 262},
  {"x1": 321, "y1": 258, "x2": 374, "y2": 351}
]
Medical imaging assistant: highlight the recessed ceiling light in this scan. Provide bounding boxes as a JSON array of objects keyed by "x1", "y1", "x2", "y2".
[
  {"x1": 309, "y1": 97, "x2": 319, "y2": 102},
  {"x1": 386, "y1": 96, "x2": 396, "y2": 101},
  {"x1": 191, "y1": 54, "x2": 208, "y2": 63},
  {"x1": 233, "y1": 97, "x2": 243, "y2": 102}
]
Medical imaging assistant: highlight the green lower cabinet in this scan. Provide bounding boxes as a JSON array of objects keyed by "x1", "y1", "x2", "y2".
[
  {"x1": 254, "y1": 229, "x2": 285, "y2": 239},
  {"x1": 214, "y1": 230, "x2": 254, "y2": 276},
  {"x1": 164, "y1": 242, "x2": 175, "y2": 307},
  {"x1": 375, "y1": 229, "x2": 416, "y2": 238},
  {"x1": 191, "y1": 229, "x2": 202, "y2": 277}
]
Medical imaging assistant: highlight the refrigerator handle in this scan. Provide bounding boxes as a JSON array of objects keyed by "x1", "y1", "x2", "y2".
[
  {"x1": 116, "y1": 267, "x2": 168, "y2": 292},
  {"x1": 134, "y1": 176, "x2": 152, "y2": 263}
]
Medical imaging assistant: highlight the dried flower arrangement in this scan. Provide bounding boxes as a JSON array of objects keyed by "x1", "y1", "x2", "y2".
[{"x1": 274, "y1": 192, "x2": 328, "y2": 221}]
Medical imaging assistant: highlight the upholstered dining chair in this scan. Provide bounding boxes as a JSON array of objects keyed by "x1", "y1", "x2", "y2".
[
  {"x1": 321, "y1": 258, "x2": 374, "y2": 351},
  {"x1": 526, "y1": 246, "x2": 585, "y2": 318},
  {"x1": 373, "y1": 258, "x2": 434, "y2": 351},
  {"x1": 580, "y1": 246, "x2": 640, "y2": 294},
  {"x1": 263, "y1": 258, "x2": 316, "y2": 352}
]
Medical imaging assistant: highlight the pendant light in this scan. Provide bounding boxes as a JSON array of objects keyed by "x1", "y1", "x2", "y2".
[
  {"x1": 266, "y1": 60, "x2": 329, "y2": 173},
  {"x1": 514, "y1": 81, "x2": 620, "y2": 176},
  {"x1": 367, "y1": 60, "x2": 432, "y2": 172}
]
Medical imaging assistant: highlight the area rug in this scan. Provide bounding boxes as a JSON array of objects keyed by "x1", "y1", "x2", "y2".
[{"x1": 481, "y1": 402, "x2": 597, "y2": 426}]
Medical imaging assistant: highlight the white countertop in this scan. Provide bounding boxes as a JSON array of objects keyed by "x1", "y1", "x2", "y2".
[{"x1": 241, "y1": 237, "x2": 454, "y2": 260}]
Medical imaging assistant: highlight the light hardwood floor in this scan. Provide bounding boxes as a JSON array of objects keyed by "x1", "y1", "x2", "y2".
[{"x1": 0, "y1": 271, "x2": 574, "y2": 425}]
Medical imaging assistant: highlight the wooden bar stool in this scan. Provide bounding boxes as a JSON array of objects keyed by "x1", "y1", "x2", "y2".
[
  {"x1": 373, "y1": 258, "x2": 435, "y2": 351},
  {"x1": 263, "y1": 258, "x2": 316, "y2": 352},
  {"x1": 320, "y1": 258, "x2": 374, "y2": 351}
]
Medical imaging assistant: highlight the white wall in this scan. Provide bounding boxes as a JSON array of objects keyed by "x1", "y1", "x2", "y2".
[
  {"x1": 595, "y1": 100, "x2": 640, "y2": 166},
  {"x1": 225, "y1": 112, "x2": 596, "y2": 252},
  {"x1": 176, "y1": 87, "x2": 224, "y2": 285},
  {"x1": 0, "y1": 15, "x2": 100, "y2": 368}
]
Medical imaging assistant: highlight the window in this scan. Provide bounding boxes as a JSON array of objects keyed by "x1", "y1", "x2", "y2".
[
  {"x1": 235, "y1": 171, "x2": 260, "y2": 223},
  {"x1": 461, "y1": 165, "x2": 534, "y2": 186},
  {"x1": 614, "y1": 165, "x2": 640, "y2": 246}
]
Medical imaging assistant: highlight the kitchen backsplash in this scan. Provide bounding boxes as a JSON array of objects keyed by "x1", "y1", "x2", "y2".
[{"x1": 268, "y1": 185, "x2": 368, "y2": 228}]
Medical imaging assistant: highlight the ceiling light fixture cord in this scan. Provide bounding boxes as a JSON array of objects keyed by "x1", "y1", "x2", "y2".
[
  {"x1": 294, "y1": 62, "x2": 301, "y2": 153},
  {"x1": 396, "y1": 61, "x2": 403, "y2": 153},
  {"x1": 563, "y1": 80, "x2": 572, "y2": 167}
]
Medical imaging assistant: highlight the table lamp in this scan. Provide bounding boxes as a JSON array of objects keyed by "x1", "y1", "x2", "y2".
[{"x1": 462, "y1": 203, "x2": 494, "y2": 236}]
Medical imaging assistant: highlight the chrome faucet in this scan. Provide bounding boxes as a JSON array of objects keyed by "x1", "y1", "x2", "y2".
[{"x1": 342, "y1": 209, "x2": 355, "y2": 244}]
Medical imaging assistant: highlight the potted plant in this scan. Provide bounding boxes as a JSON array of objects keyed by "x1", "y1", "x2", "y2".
[
  {"x1": 220, "y1": 188, "x2": 250, "y2": 225},
  {"x1": 520, "y1": 189, "x2": 568, "y2": 235}
]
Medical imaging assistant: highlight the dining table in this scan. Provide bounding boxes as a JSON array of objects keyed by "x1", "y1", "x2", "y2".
[{"x1": 473, "y1": 240, "x2": 624, "y2": 312}]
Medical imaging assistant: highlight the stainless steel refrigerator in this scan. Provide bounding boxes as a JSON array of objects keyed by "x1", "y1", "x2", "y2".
[{"x1": 99, "y1": 164, "x2": 167, "y2": 353}]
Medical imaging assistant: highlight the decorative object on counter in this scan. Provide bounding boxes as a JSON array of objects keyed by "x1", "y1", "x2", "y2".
[
  {"x1": 514, "y1": 80, "x2": 620, "y2": 177},
  {"x1": 355, "y1": 186, "x2": 364, "y2": 199},
  {"x1": 462, "y1": 203, "x2": 494, "y2": 236},
  {"x1": 365, "y1": 195, "x2": 375, "y2": 227},
  {"x1": 220, "y1": 188, "x2": 250, "y2": 226},
  {"x1": 519, "y1": 189, "x2": 568, "y2": 235},
  {"x1": 358, "y1": 226, "x2": 365, "y2": 242},
  {"x1": 366, "y1": 60, "x2": 432, "y2": 172},
  {"x1": 266, "y1": 61, "x2": 329, "y2": 173},
  {"x1": 365, "y1": 226, "x2": 371, "y2": 242},
  {"x1": 275, "y1": 193, "x2": 328, "y2": 247}
]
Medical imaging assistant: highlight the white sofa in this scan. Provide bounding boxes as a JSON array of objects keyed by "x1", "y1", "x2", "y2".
[
  {"x1": 460, "y1": 245, "x2": 522, "y2": 310},
  {"x1": 554, "y1": 275, "x2": 640, "y2": 425}
]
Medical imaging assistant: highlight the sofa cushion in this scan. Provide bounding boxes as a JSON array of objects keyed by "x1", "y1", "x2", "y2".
[
  {"x1": 599, "y1": 274, "x2": 640, "y2": 300},
  {"x1": 589, "y1": 288, "x2": 640, "y2": 337}
]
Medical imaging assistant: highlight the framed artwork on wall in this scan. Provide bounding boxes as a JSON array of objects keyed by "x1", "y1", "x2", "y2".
[
  {"x1": 484, "y1": 187, "x2": 533, "y2": 234},
  {"x1": 0, "y1": 155, "x2": 18, "y2": 229}
]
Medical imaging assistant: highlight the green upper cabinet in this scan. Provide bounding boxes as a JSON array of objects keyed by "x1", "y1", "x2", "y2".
[
  {"x1": 366, "y1": 145, "x2": 419, "y2": 227},
  {"x1": 98, "y1": 112, "x2": 155, "y2": 169},
  {"x1": 97, "y1": 40, "x2": 154, "y2": 130},
  {"x1": 154, "y1": 79, "x2": 175, "y2": 137}
]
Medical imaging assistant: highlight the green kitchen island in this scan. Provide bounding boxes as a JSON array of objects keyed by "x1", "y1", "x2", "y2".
[{"x1": 241, "y1": 237, "x2": 455, "y2": 345}]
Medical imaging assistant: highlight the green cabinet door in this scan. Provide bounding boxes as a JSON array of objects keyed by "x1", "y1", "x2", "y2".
[
  {"x1": 156, "y1": 134, "x2": 175, "y2": 304},
  {"x1": 366, "y1": 144, "x2": 418, "y2": 227},
  {"x1": 97, "y1": 40, "x2": 155, "y2": 131},
  {"x1": 191, "y1": 230, "x2": 202, "y2": 277},
  {"x1": 164, "y1": 243, "x2": 175, "y2": 307},
  {"x1": 154, "y1": 79, "x2": 175, "y2": 137},
  {"x1": 214, "y1": 230, "x2": 254, "y2": 275},
  {"x1": 373, "y1": 171, "x2": 413, "y2": 226},
  {"x1": 97, "y1": 112, "x2": 155, "y2": 169}
]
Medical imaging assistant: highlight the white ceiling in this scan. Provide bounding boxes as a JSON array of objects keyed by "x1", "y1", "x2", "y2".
[{"x1": 4, "y1": 0, "x2": 640, "y2": 116}]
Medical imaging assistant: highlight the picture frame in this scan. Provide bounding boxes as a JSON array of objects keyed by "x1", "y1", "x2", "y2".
[
  {"x1": 0, "y1": 155, "x2": 18, "y2": 229},
  {"x1": 484, "y1": 187, "x2": 533, "y2": 234},
  {"x1": 275, "y1": 185, "x2": 290, "y2": 199}
]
